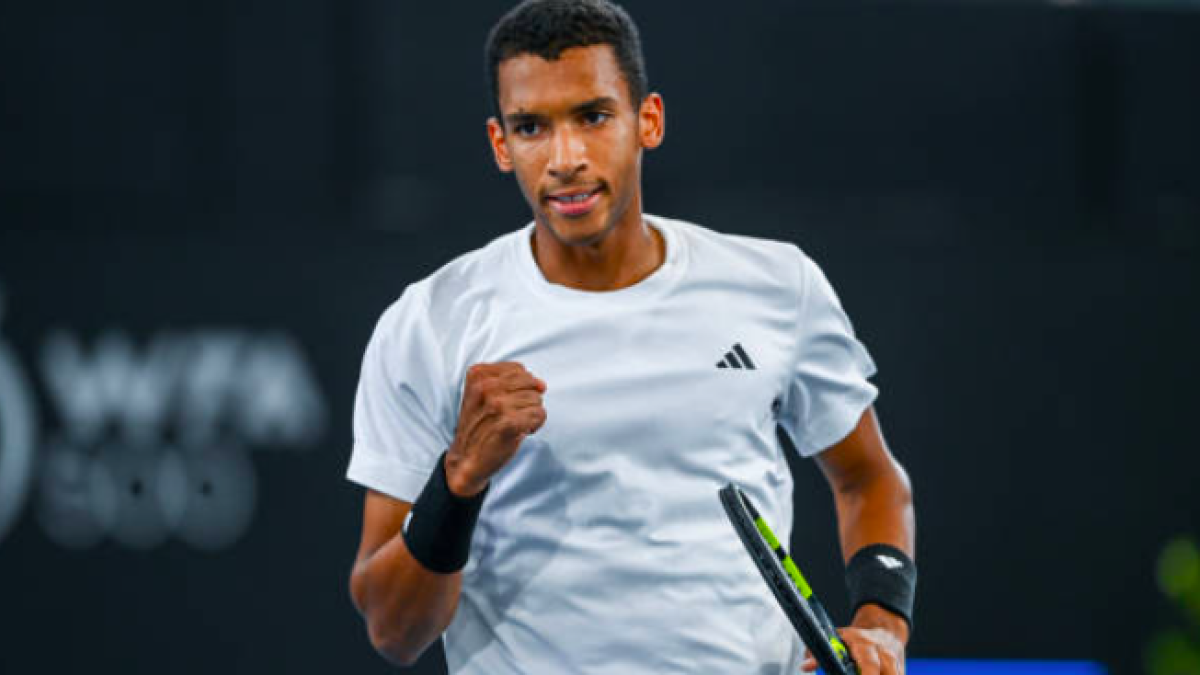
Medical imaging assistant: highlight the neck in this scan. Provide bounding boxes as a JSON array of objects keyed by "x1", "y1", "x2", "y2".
[{"x1": 531, "y1": 211, "x2": 665, "y2": 292}]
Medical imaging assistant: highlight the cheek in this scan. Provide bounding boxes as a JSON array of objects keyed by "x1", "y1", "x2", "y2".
[
  {"x1": 603, "y1": 133, "x2": 641, "y2": 186},
  {"x1": 509, "y1": 144, "x2": 549, "y2": 194},
  {"x1": 512, "y1": 141, "x2": 550, "y2": 172},
  {"x1": 512, "y1": 169, "x2": 541, "y2": 206}
]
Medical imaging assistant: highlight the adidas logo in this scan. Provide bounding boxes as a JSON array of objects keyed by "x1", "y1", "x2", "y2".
[
  {"x1": 877, "y1": 554, "x2": 904, "y2": 570},
  {"x1": 716, "y1": 343, "x2": 756, "y2": 370}
]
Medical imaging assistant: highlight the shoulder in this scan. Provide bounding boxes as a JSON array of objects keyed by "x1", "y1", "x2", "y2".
[
  {"x1": 423, "y1": 228, "x2": 521, "y2": 308},
  {"x1": 372, "y1": 228, "x2": 524, "y2": 344},
  {"x1": 657, "y1": 214, "x2": 810, "y2": 291}
]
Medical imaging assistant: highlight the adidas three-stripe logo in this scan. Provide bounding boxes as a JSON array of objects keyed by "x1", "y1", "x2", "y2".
[{"x1": 716, "y1": 343, "x2": 756, "y2": 370}]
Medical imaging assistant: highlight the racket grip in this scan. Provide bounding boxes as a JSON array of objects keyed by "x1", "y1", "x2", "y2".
[
  {"x1": 811, "y1": 600, "x2": 838, "y2": 641},
  {"x1": 811, "y1": 599, "x2": 858, "y2": 675}
]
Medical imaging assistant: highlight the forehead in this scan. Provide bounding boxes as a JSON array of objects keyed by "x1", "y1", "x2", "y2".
[{"x1": 496, "y1": 45, "x2": 629, "y2": 114}]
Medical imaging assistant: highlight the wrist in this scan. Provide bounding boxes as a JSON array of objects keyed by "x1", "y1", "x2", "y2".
[
  {"x1": 402, "y1": 450, "x2": 489, "y2": 574},
  {"x1": 853, "y1": 603, "x2": 910, "y2": 645},
  {"x1": 845, "y1": 543, "x2": 917, "y2": 633},
  {"x1": 443, "y1": 451, "x2": 488, "y2": 498}
]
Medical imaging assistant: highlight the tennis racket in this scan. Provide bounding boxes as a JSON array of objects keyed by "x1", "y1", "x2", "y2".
[{"x1": 718, "y1": 483, "x2": 858, "y2": 675}]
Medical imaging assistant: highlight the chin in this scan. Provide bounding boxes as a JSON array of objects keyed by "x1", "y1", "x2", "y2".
[{"x1": 543, "y1": 212, "x2": 614, "y2": 247}]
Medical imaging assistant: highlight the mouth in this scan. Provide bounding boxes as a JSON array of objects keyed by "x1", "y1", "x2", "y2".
[{"x1": 545, "y1": 186, "x2": 603, "y2": 218}]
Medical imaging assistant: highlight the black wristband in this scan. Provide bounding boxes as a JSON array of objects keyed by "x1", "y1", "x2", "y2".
[
  {"x1": 401, "y1": 451, "x2": 488, "y2": 574},
  {"x1": 845, "y1": 543, "x2": 917, "y2": 630}
]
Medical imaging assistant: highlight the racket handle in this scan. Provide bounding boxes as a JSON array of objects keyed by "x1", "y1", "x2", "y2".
[{"x1": 811, "y1": 599, "x2": 858, "y2": 675}]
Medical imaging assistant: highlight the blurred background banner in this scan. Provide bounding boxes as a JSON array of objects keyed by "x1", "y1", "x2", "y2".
[{"x1": 1, "y1": 1, "x2": 1198, "y2": 673}]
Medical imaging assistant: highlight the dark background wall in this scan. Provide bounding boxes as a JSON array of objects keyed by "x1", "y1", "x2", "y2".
[{"x1": 1, "y1": 1, "x2": 1198, "y2": 673}]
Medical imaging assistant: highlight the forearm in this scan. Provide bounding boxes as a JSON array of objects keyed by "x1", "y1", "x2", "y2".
[
  {"x1": 831, "y1": 456, "x2": 914, "y2": 560},
  {"x1": 350, "y1": 532, "x2": 463, "y2": 666},
  {"x1": 831, "y1": 457, "x2": 915, "y2": 641}
]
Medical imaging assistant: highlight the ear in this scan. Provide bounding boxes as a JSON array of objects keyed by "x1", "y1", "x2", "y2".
[
  {"x1": 487, "y1": 117, "x2": 514, "y2": 172},
  {"x1": 638, "y1": 93, "x2": 665, "y2": 150}
]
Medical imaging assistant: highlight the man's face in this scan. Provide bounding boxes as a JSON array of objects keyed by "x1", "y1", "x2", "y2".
[{"x1": 487, "y1": 45, "x2": 663, "y2": 247}]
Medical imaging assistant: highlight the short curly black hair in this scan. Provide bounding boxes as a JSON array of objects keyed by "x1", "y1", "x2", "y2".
[{"x1": 484, "y1": 0, "x2": 649, "y2": 118}]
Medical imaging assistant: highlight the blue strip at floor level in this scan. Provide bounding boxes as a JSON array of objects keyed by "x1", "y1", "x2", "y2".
[{"x1": 906, "y1": 660, "x2": 1107, "y2": 675}]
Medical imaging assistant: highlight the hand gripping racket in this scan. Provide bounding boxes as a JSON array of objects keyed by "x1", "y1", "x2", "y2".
[{"x1": 718, "y1": 483, "x2": 858, "y2": 675}]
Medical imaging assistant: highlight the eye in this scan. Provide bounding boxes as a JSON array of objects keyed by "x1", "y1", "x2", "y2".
[
  {"x1": 514, "y1": 121, "x2": 542, "y2": 137},
  {"x1": 582, "y1": 110, "x2": 611, "y2": 126}
]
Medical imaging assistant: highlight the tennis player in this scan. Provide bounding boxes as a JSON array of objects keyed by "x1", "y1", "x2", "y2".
[{"x1": 347, "y1": 1, "x2": 916, "y2": 673}]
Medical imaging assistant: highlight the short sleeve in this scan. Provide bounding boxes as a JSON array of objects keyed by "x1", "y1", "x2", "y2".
[
  {"x1": 778, "y1": 252, "x2": 879, "y2": 457},
  {"x1": 346, "y1": 285, "x2": 452, "y2": 501}
]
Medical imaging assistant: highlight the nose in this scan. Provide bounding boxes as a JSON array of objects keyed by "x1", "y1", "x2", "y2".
[{"x1": 548, "y1": 127, "x2": 587, "y2": 180}]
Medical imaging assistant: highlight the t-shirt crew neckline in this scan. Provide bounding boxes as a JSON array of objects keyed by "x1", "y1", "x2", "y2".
[{"x1": 513, "y1": 214, "x2": 687, "y2": 307}]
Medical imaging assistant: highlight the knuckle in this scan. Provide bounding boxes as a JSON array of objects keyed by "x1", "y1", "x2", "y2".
[
  {"x1": 466, "y1": 377, "x2": 486, "y2": 397},
  {"x1": 470, "y1": 386, "x2": 486, "y2": 405}
]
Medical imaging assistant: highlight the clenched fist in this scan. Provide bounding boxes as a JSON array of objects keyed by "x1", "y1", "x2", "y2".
[{"x1": 444, "y1": 362, "x2": 547, "y2": 498}]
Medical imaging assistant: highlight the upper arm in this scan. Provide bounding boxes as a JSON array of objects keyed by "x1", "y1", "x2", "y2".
[
  {"x1": 814, "y1": 406, "x2": 902, "y2": 496},
  {"x1": 348, "y1": 286, "x2": 452, "y2": 504},
  {"x1": 779, "y1": 250, "x2": 879, "y2": 457}
]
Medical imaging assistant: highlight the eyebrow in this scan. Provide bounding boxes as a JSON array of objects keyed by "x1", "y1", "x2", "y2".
[
  {"x1": 503, "y1": 97, "x2": 620, "y2": 127},
  {"x1": 504, "y1": 110, "x2": 546, "y2": 128},
  {"x1": 570, "y1": 96, "x2": 619, "y2": 114}
]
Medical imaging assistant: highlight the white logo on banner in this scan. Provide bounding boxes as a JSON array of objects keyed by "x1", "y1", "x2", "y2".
[{"x1": 0, "y1": 284, "x2": 329, "y2": 552}]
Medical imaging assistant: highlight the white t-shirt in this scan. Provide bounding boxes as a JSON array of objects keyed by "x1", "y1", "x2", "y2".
[{"x1": 348, "y1": 214, "x2": 878, "y2": 675}]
